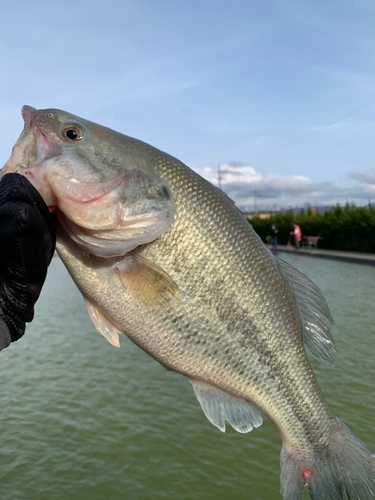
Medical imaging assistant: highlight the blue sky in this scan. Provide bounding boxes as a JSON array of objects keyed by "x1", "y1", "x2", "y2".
[{"x1": 1, "y1": 0, "x2": 375, "y2": 211}]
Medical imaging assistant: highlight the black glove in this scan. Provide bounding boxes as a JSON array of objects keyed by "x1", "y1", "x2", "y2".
[{"x1": 0, "y1": 173, "x2": 56, "y2": 351}]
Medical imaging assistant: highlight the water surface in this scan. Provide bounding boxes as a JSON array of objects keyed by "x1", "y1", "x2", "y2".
[{"x1": 1, "y1": 254, "x2": 374, "y2": 500}]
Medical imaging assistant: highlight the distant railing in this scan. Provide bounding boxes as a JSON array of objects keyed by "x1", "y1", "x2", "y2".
[{"x1": 302, "y1": 236, "x2": 322, "y2": 248}]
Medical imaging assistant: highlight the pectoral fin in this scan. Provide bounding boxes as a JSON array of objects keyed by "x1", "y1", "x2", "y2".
[
  {"x1": 115, "y1": 253, "x2": 178, "y2": 309},
  {"x1": 84, "y1": 298, "x2": 121, "y2": 347}
]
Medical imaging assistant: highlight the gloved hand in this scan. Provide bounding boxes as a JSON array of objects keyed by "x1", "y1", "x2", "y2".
[{"x1": 0, "y1": 173, "x2": 56, "y2": 351}]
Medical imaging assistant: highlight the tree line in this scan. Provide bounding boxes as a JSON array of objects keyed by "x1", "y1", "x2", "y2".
[{"x1": 247, "y1": 203, "x2": 375, "y2": 253}]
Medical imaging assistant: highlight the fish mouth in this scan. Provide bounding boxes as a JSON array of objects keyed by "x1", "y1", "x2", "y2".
[
  {"x1": 52, "y1": 172, "x2": 125, "y2": 204},
  {"x1": 1, "y1": 107, "x2": 35, "y2": 175},
  {"x1": 1, "y1": 105, "x2": 58, "y2": 208},
  {"x1": 21, "y1": 105, "x2": 37, "y2": 126}
]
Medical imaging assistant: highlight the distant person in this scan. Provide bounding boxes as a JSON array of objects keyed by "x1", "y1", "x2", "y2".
[
  {"x1": 290, "y1": 222, "x2": 301, "y2": 250},
  {"x1": 270, "y1": 224, "x2": 278, "y2": 249}
]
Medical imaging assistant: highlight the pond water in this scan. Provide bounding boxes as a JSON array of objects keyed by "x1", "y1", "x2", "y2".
[{"x1": 1, "y1": 252, "x2": 374, "y2": 500}]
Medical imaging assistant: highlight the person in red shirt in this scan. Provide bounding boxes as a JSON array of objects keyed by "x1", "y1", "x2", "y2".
[{"x1": 290, "y1": 223, "x2": 301, "y2": 250}]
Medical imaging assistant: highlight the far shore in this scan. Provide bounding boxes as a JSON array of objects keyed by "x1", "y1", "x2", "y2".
[{"x1": 269, "y1": 244, "x2": 375, "y2": 266}]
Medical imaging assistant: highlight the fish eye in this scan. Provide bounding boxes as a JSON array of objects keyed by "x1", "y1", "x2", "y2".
[{"x1": 62, "y1": 125, "x2": 84, "y2": 141}]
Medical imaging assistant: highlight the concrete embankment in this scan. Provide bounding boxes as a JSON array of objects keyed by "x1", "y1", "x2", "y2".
[{"x1": 269, "y1": 245, "x2": 375, "y2": 266}]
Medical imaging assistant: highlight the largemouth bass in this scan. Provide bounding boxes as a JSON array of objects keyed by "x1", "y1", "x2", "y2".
[{"x1": 2, "y1": 106, "x2": 375, "y2": 500}]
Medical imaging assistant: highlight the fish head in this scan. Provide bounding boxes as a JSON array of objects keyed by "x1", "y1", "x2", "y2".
[{"x1": 2, "y1": 106, "x2": 175, "y2": 257}]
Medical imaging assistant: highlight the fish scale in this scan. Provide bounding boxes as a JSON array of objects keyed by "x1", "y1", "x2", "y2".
[
  {"x1": 3, "y1": 106, "x2": 375, "y2": 499},
  {"x1": 117, "y1": 152, "x2": 334, "y2": 438}
]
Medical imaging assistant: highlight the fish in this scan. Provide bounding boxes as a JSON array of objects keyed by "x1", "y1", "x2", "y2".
[{"x1": 2, "y1": 105, "x2": 375, "y2": 500}]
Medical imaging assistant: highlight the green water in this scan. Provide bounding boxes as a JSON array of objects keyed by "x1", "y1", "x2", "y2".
[{"x1": 1, "y1": 254, "x2": 374, "y2": 500}]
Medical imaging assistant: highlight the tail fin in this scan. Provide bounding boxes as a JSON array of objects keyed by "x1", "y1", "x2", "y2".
[{"x1": 280, "y1": 419, "x2": 375, "y2": 499}]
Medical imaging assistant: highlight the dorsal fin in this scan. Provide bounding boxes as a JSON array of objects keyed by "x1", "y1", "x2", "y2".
[
  {"x1": 276, "y1": 258, "x2": 336, "y2": 366},
  {"x1": 215, "y1": 186, "x2": 237, "y2": 205},
  {"x1": 190, "y1": 379, "x2": 263, "y2": 433}
]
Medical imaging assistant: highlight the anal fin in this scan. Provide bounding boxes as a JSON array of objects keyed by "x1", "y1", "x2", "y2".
[
  {"x1": 84, "y1": 298, "x2": 121, "y2": 348},
  {"x1": 190, "y1": 379, "x2": 263, "y2": 433}
]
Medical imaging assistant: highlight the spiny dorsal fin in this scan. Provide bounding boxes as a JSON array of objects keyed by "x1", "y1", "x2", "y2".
[
  {"x1": 215, "y1": 186, "x2": 237, "y2": 205},
  {"x1": 276, "y1": 258, "x2": 336, "y2": 366},
  {"x1": 190, "y1": 379, "x2": 263, "y2": 433},
  {"x1": 84, "y1": 298, "x2": 121, "y2": 347},
  {"x1": 115, "y1": 253, "x2": 178, "y2": 309}
]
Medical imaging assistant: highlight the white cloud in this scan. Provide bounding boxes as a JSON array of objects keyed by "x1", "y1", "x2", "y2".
[
  {"x1": 202, "y1": 164, "x2": 262, "y2": 184},
  {"x1": 349, "y1": 167, "x2": 375, "y2": 186},
  {"x1": 196, "y1": 163, "x2": 375, "y2": 211}
]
